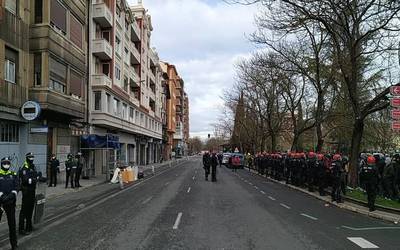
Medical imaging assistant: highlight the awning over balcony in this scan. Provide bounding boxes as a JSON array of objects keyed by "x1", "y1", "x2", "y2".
[{"x1": 81, "y1": 134, "x2": 120, "y2": 149}]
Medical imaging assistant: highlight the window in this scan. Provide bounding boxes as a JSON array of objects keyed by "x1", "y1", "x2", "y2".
[
  {"x1": 145, "y1": 117, "x2": 148, "y2": 128},
  {"x1": 70, "y1": 14, "x2": 83, "y2": 48},
  {"x1": 34, "y1": 54, "x2": 41, "y2": 85},
  {"x1": 122, "y1": 103, "x2": 127, "y2": 119},
  {"x1": 4, "y1": 47, "x2": 18, "y2": 84},
  {"x1": 0, "y1": 121, "x2": 19, "y2": 143},
  {"x1": 5, "y1": 0, "x2": 17, "y2": 15},
  {"x1": 113, "y1": 98, "x2": 119, "y2": 116},
  {"x1": 115, "y1": 66, "x2": 121, "y2": 81},
  {"x1": 123, "y1": 77, "x2": 128, "y2": 92},
  {"x1": 124, "y1": 48, "x2": 130, "y2": 65},
  {"x1": 70, "y1": 70, "x2": 83, "y2": 97},
  {"x1": 50, "y1": 0, "x2": 67, "y2": 34},
  {"x1": 115, "y1": 36, "x2": 121, "y2": 55},
  {"x1": 129, "y1": 107, "x2": 134, "y2": 121},
  {"x1": 35, "y1": 0, "x2": 42, "y2": 23},
  {"x1": 102, "y1": 31, "x2": 110, "y2": 42},
  {"x1": 94, "y1": 92, "x2": 101, "y2": 111},
  {"x1": 106, "y1": 93, "x2": 111, "y2": 113},
  {"x1": 49, "y1": 57, "x2": 66, "y2": 94},
  {"x1": 140, "y1": 113, "x2": 144, "y2": 126},
  {"x1": 102, "y1": 63, "x2": 110, "y2": 77},
  {"x1": 135, "y1": 111, "x2": 139, "y2": 124}
]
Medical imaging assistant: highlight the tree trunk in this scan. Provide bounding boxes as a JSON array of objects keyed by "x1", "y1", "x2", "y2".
[
  {"x1": 271, "y1": 133, "x2": 277, "y2": 152},
  {"x1": 315, "y1": 93, "x2": 324, "y2": 152},
  {"x1": 348, "y1": 118, "x2": 364, "y2": 187},
  {"x1": 291, "y1": 134, "x2": 299, "y2": 152}
]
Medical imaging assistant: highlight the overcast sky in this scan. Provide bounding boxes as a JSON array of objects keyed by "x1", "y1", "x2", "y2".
[{"x1": 128, "y1": 0, "x2": 259, "y2": 139}]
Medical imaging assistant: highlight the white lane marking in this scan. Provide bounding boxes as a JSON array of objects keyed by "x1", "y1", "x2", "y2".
[
  {"x1": 300, "y1": 213, "x2": 318, "y2": 221},
  {"x1": 192, "y1": 176, "x2": 195, "y2": 180},
  {"x1": 260, "y1": 191, "x2": 266, "y2": 195},
  {"x1": 165, "y1": 182, "x2": 170, "y2": 186},
  {"x1": 249, "y1": 182, "x2": 253, "y2": 185},
  {"x1": 187, "y1": 187, "x2": 191, "y2": 193},
  {"x1": 280, "y1": 203, "x2": 291, "y2": 209},
  {"x1": 342, "y1": 226, "x2": 400, "y2": 231},
  {"x1": 254, "y1": 186, "x2": 259, "y2": 190},
  {"x1": 347, "y1": 237, "x2": 379, "y2": 249},
  {"x1": 141, "y1": 196, "x2": 153, "y2": 205},
  {"x1": 173, "y1": 212, "x2": 183, "y2": 230},
  {"x1": 268, "y1": 196, "x2": 276, "y2": 201}
]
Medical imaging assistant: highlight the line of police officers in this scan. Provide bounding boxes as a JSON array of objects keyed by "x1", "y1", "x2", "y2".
[
  {"x1": 253, "y1": 152, "x2": 384, "y2": 212},
  {"x1": 0, "y1": 153, "x2": 40, "y2": 250}
]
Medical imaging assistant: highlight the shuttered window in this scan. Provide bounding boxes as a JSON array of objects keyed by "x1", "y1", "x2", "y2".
[
  {"x1": 4, "y1": 47, "x2": 18, "y2": 84},
  {"x1": 70, "y1": 14, "x2": 83, "y2": 48},
  {"x1": 5, "y1": 0, "x2": 17, "y2": 15},
  {"x1": 70, "y1": 70, "x2": 83, "y2": 97},
  {"x1": 50, "y1": 0, "x2": 67, "y2": 33},
  {"x1": 49, "y1": 57, "x2": 66, "y2": 94}
]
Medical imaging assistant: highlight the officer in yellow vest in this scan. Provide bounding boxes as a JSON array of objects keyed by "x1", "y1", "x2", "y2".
[
  {"x1": 0, "y1": 157, "x2": 19, "y2": 249},
  {"x1": 18, "y1": 152, "x2": 38, "y2": 235}
]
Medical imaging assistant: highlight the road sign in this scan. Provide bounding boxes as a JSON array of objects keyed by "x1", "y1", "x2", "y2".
[
  {"x1": 390, "y1": 86, "x2": 400, "y2": 96},
  {"x1": 391, "y1": 98, "x2": 400, "y2": 107},
  {"x1": 391, "y1": 121, "x2": 400, "y2": 130}
]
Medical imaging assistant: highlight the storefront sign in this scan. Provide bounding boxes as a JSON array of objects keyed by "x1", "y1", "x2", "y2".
[
  {"x1": 391, "y1": 121, "x2": 400, "y2": 131},
  {"x1": 30, "y1": 127, "x2": 49, "y2": 133},
  {"x1": 21, "y1": 101, "x2": 41, "y2": 121},
  {"x1": 391, "y1": 98, "x2": 400, "y2": 108},
  {"x1": 390, "y1": 86, "x2": 400, "y2": 96}
]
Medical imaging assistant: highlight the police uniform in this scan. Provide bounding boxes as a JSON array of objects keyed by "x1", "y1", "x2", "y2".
[
  {"x1": 75, "y1": 153, "x2": 83, "y2": 188},
  {"x1": 331, "y1": 155, "x2": 344, "y2": 203},
  {"x1": 65, "y1": 154, "x2": 76, "y2": 188},
  {"x1": 18, "y1": 152, "x2": 38, "y2": 234},
  {"x1": 0, "y1": 157, "x2": 18, "y2": 249},
  {"x1": 361, "y1": 156, "x2": 379, "y2": 211}
]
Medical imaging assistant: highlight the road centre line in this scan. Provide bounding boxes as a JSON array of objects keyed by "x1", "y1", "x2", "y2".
[
  {"x1": 187, "y1": 187, "x2": 191, "y2": 193},
  {"x1": 342, "y1": 226, "x2": 400, "y2": 231},
  {"x1": 280, "y1": 203, "x2": 291, "y2": 209},
  {"x1": 347, "y1": 237, "x2": 379, "y2": 249},
  {"x1": 300, "y1": 213, "x2": 318, "y2": 221},
  {"x1": 268, "y1": 196, "x2": 276, "y2": 201},
  {"x1": 173, "y1": 212, "x2": 183, "y2": 230},
  {"x1": 165, "y1": 182, "x2": 170, "y2": 186},
  {"x1": 260, "y1": 191, "x2": 266, "y2": 194},
  {"x1": 254, "y1": 186, "x2": 259, "y2": 189},
  {"x1": 141, "y1": 196, "x2": 153, "y2": 205}
]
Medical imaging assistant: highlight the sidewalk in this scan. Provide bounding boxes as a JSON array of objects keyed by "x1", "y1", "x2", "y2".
[{"x1": 246, "y1": 168, "x2": 400, "y2": 224}]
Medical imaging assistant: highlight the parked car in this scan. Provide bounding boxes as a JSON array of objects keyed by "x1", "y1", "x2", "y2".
[
  {"x1": 230, "y1": 153, "x2": 244, "y2": 169},
  {"x1": 222, "y1": 153, "x2": 232, "y2": 165}
]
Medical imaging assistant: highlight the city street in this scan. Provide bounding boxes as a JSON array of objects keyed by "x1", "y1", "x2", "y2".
[{"x1": 13, "y1": 157, "x2": 400, "y2": 250}]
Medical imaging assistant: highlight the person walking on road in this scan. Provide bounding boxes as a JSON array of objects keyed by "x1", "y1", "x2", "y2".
[
  {"x1": 0, "y1": 157, "x2": 19, "y2": 250},
  {"x1": 217, "y1": 153, "x2": 223, "y2": 167},
  {"x1": 203, "y1": 152, "x2": 211, "y2": 181},
  {"x1": 65, "y1": 154, "x2": 76, "y2": 188},
  {"x1": 48, "y1": 154, "x2": 60, "y2": 187},
  {"x1": 360, "y1": 155, "x2": 379, "y2": 211},
  {"x1": 18, "y1": 152, "x2": 39, "y2": 235},
  {"x1": 75, "y1": 152, "x2": 83, "y2": 188},
  {"x1": 211, "y1": 152, "x2": 218, "y2": 182}
]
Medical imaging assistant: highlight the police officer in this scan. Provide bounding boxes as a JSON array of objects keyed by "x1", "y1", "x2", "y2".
[
  {"x1": 361, "y1": 156, "x2": 379, "y2": 211},
  {"x1": 65, "y1": 154, "x2": 76, "y2": 188},
  {"x1": 306, "y1": 152, "x2": 317, "y2": 192},
  {"x1": 203, "y1": 152, "x2": 211, "y2": 181},
  {"x1": 18, "y1": 152, "x2": 39, "y2": 235},
  {"x1": 211, "y1": 152, "x2": 218, "y2": 182},
  {"x1": 317, "y1": 154, "x2": 326, "y2": 196},
  {"x1": 0, "y1": 157, "x2": 18, "y2": 249},
  {"x1": 49, "y1": 154, "x2": 60, "y2": 187},
  {"x1": 75, "y1": 152, "x2": 83, "y2": 188},
  {"x1": 331, "y1": 154, "x2": 344, "y2": 203}
]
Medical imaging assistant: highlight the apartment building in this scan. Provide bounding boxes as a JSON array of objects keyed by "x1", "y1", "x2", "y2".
[
  {"x1": 1, "y1": 0, "x2": 87, "y2": 173},
  {"x1": 87, "y1": 0, "x2": 163, "y2": 176}
]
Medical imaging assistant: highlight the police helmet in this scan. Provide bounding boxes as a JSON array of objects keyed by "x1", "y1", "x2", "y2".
[
  {"x1": 1, "y1": 157, "x2": 11, "y2": 166},
  {"x1": 26, "y1": 152, "x2": 35, "y2": 160}
]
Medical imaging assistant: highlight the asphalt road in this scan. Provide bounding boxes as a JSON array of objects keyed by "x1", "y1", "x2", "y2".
[{"x1": 11, "y1": 157, "x2": 400, "y2": 250}]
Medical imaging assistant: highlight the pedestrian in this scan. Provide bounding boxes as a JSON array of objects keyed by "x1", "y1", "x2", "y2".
[
  {"x1": 18, "y1": 152, "x2": 39, "y2": 235},
  {"x1": 331, "y1": 154, "x2": 344, "y2": 203},
  {"x1": 317, "y1": 154, "x2": 326, "y2": 196},
  {"x1": 48, "y1": 154, "x2": 60, "y2": 187},
  {"x1": 0, "y1": 157, "x2": 19, "y2": 249},
  {"x1": 382, "y1": 157, "x2": 396, "y2": 199},
  {"x1": 217, "y1": 153, "x2": 223, "y2": 167},
  {"x1": 65, "y1": 154, "x2": 76, "y2": 188},
  {"x1": 306, "y1": 152, "x2": 317, "y2": 192},
  {"x1": 203, "y1": 152, "x2": 211, "y2": 181},
  {"x1": 75, "y1": 152, "x2": 83, "y2": 188},
  {"x1": 211, "y1": 152, "x2": 218, "y2": 182},
  {"x1": 360, "y1": 155, "x2": 379, "y2": 211}
]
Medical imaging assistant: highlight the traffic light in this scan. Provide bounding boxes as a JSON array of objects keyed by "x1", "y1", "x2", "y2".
[{"x1": 208, "y1": 134, "x2": 210, "y2": 139}]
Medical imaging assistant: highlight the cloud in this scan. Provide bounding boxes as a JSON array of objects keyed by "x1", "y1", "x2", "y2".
[{"x1": 128, "y1": 0, "x2": 259, "y2": 138}]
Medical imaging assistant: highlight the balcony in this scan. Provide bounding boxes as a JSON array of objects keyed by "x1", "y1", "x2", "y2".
[
  {"x1": 92, "y1": 3, "x2": 113, "y2": 28},
  {"x1": 29, "y1": 88, "x2": 85, "y2": 119},
  {"x1": 130, "y1": 45, "x2": 140, "y2": 64},
  {"x1": 0, "y1": 80, "x2": 27, "y2": 109},
  {"x1": 92, "y1": 74, "x2": 112, "y2": 89},
  {"x1": 130, "y1": 22, "x2": 140, "y2": 42},
  {"x1": 92, "y1": 39, "x2": 112, "y2": 60},
  {"x1": 129, "y1": 68, "x2": 139, "y2": 84},
  {"x1": 129, "y1": 96, "x2": 140, "y2": 107}
]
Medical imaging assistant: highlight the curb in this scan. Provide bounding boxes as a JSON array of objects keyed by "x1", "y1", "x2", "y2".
[{"x1": 246, "y1": 168, "x2": 400, "y2": 224}]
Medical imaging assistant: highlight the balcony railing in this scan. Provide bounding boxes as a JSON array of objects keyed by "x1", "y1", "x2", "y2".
[
  {"x1": 130, "y1": 22, "x2": 140, "y2": 42},
  {"x1": 92, "y1": 3, "x2": 113, "y2": 28},
  {"x1": 0, "y1": 80, "x2": 27, "y2": 108},
  {"x1": 92, "y1": 74, "x2": 112, "y2": 88},
  {"x1": 0, "y1": 8, "x2": 29, "y2": 50},
  {"x1": 92, "y1": 39, "x2": 113, "y2": 60}
]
